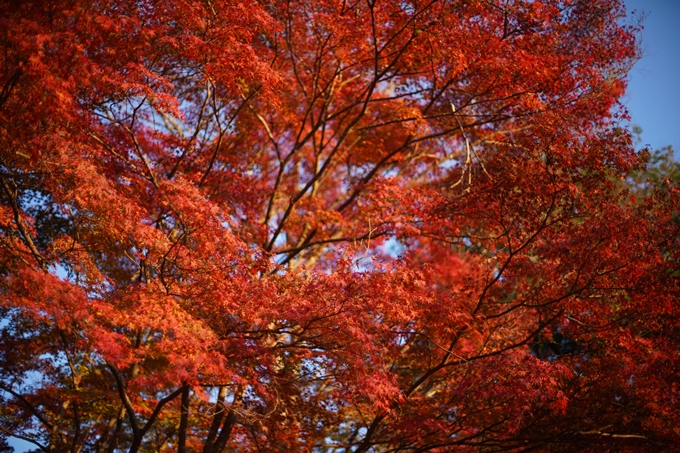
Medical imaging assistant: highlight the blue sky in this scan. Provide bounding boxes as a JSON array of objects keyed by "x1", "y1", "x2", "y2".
[{"x1": 624, "y1": 0, "x2": 680, "y2": 152}]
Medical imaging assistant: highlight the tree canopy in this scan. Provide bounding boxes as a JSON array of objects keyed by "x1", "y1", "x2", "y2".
[{"x1": 1, "y1": 0, "x2": 679, "y2": 452}]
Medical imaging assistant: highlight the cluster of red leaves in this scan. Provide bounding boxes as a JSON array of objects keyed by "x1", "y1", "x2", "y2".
[{"x1": 1, "y1": 0, "x2": 678, "y2": 452}]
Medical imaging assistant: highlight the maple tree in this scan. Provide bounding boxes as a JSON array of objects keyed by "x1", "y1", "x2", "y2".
[{"x1": 1, "y1": 0, "x2": 679, "y2": 451}]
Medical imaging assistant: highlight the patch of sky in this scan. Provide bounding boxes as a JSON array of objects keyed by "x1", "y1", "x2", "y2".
[
  {"x1": 6, "y1": 437, "x2": 34, "y2": 453},
  {"x1": 380, "y1": 236, "x2": 406, "y2": 259}
]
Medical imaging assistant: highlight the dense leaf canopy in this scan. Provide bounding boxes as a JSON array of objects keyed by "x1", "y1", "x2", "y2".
[{"x1": 1, "y1": 0, "x2": 679, "y2": 452}]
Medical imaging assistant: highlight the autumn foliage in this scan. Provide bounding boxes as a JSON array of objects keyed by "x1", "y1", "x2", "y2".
[{"x1": 1, "y1": 0, "x2": 679, "y2": 451}]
